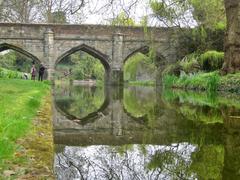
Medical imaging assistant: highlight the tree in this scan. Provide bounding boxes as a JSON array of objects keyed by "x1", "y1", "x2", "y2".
[
  {"x1": 109, "y1": 11, "x2": 135, "y2": 26},
  {"x1": 150, "y1": 0, "x2": 191, "y2": 27},
  {"x1": 0, "y1": 0, "x2": 42, "y2": 23},
  {"x1": 150, "y1": 0, "x2": 225, "y2": 29},
  {"x1": 222, "y1": 0, "x2": 240, "y2": 74},
  {"x1": 189, "y1": 0, "x2": 226, "y2": 30}
]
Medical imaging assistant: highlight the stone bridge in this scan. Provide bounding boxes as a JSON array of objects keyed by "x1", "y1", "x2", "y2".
[{"x1": 0, "y1": 23, "x2": 183, "y2": 84}]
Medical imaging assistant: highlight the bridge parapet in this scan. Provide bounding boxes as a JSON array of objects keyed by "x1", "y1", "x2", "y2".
[{"x1": 0, "y1": 23, "x2": 184, "y2": 84}]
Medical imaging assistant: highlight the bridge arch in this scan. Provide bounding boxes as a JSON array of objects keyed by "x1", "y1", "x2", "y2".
[
  {"x1": 0, "y1": 43, "x2": 41, "y2": 63},
  {"x1": 55, "y1": 44, "x2": 110, "y2": 72},
  {"x1": 123, "y1": 46, "x2": 149, "y2": 64},
  {"x1": 124, "y1": 45, "x2": 166, "y2": 64},
  {"x1": 54, "y1": 97, "x2": 110, "y2": 126}
]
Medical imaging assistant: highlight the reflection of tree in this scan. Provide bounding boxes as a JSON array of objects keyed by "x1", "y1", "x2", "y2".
[
  {"x1": 162, "y1": 89, "x2": 240, "y2": 124},
  {"x1": 123, "y1": 86, "x2": 156, "y2": 121},
  {"x1": 190, "y1": 145, "x2": 224, "y2": 179},
  {"x1": 55, "y1": 85, "x2": 105, "y2": 119},
  {"x1": 54, "y1": 143, "x2": 198, "y2": 179},
  {"x1": 147, "y1": 143, "x2": 196, "y2": 179}
]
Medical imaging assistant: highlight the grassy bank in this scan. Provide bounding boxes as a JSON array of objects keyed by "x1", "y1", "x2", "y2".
[
  {"x1": 163, "y1": 71, "x2": 240, "y2": 93},
  {"x1": 0, "y1": 79, "x2": 50, "y2": 177}
]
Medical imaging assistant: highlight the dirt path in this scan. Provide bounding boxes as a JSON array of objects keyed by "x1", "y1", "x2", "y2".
[{"x1": 14, "y1": 95, "x2": 55, "y2": 180}]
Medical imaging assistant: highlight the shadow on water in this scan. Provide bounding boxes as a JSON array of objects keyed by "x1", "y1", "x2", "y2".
[{"x1": 53, "y1": 84, "x2": 240, "y2": 180}]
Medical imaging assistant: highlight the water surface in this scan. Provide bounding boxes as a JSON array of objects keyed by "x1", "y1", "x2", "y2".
[{"x1": 53, "y1": 84, "x2": 240, "y2": 179}]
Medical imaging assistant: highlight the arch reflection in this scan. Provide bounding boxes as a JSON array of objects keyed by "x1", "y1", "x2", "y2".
[{"x1": 54, "y1": 84, "x2": 109, "y2": 125}]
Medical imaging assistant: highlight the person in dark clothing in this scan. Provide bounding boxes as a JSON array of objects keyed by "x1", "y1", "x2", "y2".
[{"x1": 38, "y1": 63, "x2": 45, "y2": 81}]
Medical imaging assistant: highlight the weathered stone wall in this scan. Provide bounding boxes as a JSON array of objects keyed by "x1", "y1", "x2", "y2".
[{"x1": 0, "y1": 23, "x2": 182, "y2": 84}]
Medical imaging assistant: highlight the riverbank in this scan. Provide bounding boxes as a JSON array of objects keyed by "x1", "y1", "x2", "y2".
[
  {"x1": 0, "y1": 79, "x2": 53, "y2": 179},
  {"x1": 163, "y1": 71, "x2": 240, "y2": 93}
]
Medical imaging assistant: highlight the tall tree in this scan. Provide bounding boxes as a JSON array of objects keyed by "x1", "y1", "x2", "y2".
[
  {"x1": 109, "y1": 11, "x2": 135, "y2": 26},
  {"x1": 190, "y1": 0, "x2": 225, "y2": 30},
  {"x1": 222, "y1": 0, "x2": 240, "y2": 74},
  {"x1": 0, "y1": 0, "x2": 41, "y2": 23}
]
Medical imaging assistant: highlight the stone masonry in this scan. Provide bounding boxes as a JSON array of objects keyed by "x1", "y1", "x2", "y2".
[{"x1": 0, "y1": 23, "x2": 183, "y2": 85}]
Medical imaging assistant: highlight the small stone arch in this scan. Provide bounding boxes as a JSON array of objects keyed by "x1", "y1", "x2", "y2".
[
  {"x1": 55, "y1": 44, "x2": 110, "y2": 72},
  {"x1": 0, "y1": 43, "x2": 41, "y2": 63}
]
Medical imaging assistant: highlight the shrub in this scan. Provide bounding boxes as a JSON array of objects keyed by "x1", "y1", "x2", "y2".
[
  {"x1": 0, "y1": 67, "x2": 26, "y2": 79},
  {"x1": 179, "y1": 53, "x2": 201, "y2": 73},
  {"x1": 162, "y1": 64, "x2": 182, "y2": 77},
  {"x1": 199, "y1": 51, "x2": 224, "y2": 71}
]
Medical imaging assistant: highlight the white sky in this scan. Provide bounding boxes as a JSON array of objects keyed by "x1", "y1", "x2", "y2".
[
  {"x1": 68, "y1": 0, "x2": 196, "y2": 27},
  {"x1": 67, "y1": 0, "x2": 153, "y2": 25}
]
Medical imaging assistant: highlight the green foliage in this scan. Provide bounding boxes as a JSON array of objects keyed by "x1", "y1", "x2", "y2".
[
  {"x1": 150, "y1": 0, "x2": 226, "y2": 30},
  {"x1": 150, "y1": 0, "x2": 190, "y2": 26},
  {"x1": 0, "y1": 79, "x2": 49, "y2": 167},
  {"x1": 162, "y1": 64, "x2": 181, "y2": 77},
  {"x1": 54, "y1": 85, "x2": 105, "y2": 120},
  {"x1": 206, "y1": 73, "x2": 220, "y2": 92},
  {"x1": 219, "y1": 72, "x2": 240, "y2": 93},
  {"x1": 163, "y1": 72, "x2": 220, "y2": 92},
  {"x1": 110, "y1": 11, "x2": 135, "y2": 26},
  {"x1": 179, "y1": 53, "x2": 201, "y2": 73},
  {"x1": 190, "y1": 145, "x2": 224, "y2": 179},
  {"x1": 0, "y1": 67, "x2": 28, "y2": 79},
  {"x1": 0, "y1": 51, "x2": 16, "y2": 69},
  {"x1": 189, "y1": 0, "x2": 226, "y2": 30},
  {"x1": 163, "y1": 51, "x2": 224, "y2": 81},
  {"x1": 0, "y1": 50, "x2": 33, "y2": 73},
  {"x1": 163, "y1": 70, "x2": 240, "y2": 94},
  {"x1": 56, "y1": 52, "x2": 105, "y2": 81},
  {"x1": 123, "y1": 87, "x2": 156, "y2": 120},
  {"x1": 162, "y1": 74, "x2": 178, "y2": 88},
  {"x1": 52, "y1": 11, "x2": 67, "y2": 23},
  {"x1": 184, "y1": 27, "x2": 225, "y2": 53},
  {"x1": 199, "y1": 51, "x2": 224, "y2": 71},
  {"x1": 124, "y1": 53, "x2": 156, "y2": 82}
]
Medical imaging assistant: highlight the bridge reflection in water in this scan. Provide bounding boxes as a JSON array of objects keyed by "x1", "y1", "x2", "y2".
[{"x1": 53, "y1": 84, "x2": 240, "y2": 180}]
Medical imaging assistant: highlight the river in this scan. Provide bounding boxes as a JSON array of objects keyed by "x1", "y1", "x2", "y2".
[{"x1": 52, "y1": 84, "x2": 240, "y2": 179}]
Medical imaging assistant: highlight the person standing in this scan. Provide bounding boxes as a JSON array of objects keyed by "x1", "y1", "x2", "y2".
[
  {"x1": 38, "y1": 63, "x2": 45, "y2": 81},
  {"x1": 31, "y1": 64, "x2": 36, "y2": 80}
]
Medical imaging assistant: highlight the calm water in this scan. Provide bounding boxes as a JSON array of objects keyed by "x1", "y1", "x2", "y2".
[{"x1": 53, "y1": 84, "x2": 240, "y2": 180}]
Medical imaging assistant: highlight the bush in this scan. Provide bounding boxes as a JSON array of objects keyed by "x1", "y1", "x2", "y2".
[
  {"x1": 179, "y1": 53, "x2": 201, "y2": 74},
  {"x1": 199, "y1": 51, "x2": 224, "y2": 71},
  {"x1": 163, "y1": 71, "x2": 220, "y2": 92},
  {"x1": 162, "y1": 64, "x2": 182, "y2": 77},
  {"x1": 0, "y1": 67, "x2": 26, "y2": 79}
]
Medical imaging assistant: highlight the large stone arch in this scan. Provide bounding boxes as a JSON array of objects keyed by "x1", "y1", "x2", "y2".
[
  {"x1": 54, "y1": 96, "x2": 110, "y2": 126},
  {"x1": 123, "y1": 45, "x2": 166, "y2": 66},
  {"x1": 123, "y1": 45, "x2": 150, "y2": 64},
  {"x1": 55, "y1": 44, "x2": 110, "y2": 72},
  {"x1": 0, "y1": 43, "x2": 41, "y2": 63}
]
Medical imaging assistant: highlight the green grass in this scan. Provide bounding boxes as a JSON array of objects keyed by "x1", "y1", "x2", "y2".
[
  {"x1": 163, "y1": 71, "x2": 240, "y2": 93},
  {"x1": 0, "y1": 79, "x2": 49, "y2": 169},
  {"x1": 163, "y1": 71, "x2": 220, "y2": 92}
]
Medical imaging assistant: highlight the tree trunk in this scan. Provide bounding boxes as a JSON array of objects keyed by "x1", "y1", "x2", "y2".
[{"x1": 222, "y1": 0, "x2": 240, "y2": 74}]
